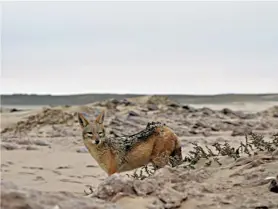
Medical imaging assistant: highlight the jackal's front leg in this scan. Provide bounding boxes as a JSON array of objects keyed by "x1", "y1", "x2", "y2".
[{"x1": 107, "y1": 165, "x2": 118, "y2": 176}]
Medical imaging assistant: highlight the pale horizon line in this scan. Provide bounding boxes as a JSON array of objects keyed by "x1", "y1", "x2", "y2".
[{"x1": 1, "y1": 92, "x2": 278, "y2": 97}]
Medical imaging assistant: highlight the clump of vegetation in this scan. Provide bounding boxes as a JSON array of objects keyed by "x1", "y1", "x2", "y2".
[
  {"x1": 127, "y1": 164, "x2": 156, "y2": 180},
  {"x1": 182, "y1": 132, "x2": 278, "y2": 169}
]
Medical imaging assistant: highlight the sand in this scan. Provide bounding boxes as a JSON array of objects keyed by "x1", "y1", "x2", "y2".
[{"x1": 1, "y1": 95, "x2": 278, "y2": 209}]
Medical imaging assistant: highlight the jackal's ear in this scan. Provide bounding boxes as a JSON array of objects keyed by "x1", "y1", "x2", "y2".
[
  {"x1": 95, "y1": 110, "x2": 105, "y2": 124},
  {"x1": 77, "y1": 112, "x2": 90, "y2": 128}
]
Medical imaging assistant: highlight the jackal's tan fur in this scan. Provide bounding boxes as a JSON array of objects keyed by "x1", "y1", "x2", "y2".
[{"x1": 78, "y1": 111, "x2": 182, "y2": 176}]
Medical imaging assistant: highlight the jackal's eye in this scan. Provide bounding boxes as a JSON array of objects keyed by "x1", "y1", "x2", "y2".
[
  {"x1": 98, "y1": 131, "x2": 105, "y2": 137},
  {"x1": 86, "y1": 132, "x2": 93, "y2": 137}
]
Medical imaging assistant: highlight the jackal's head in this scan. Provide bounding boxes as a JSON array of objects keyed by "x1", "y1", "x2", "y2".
[{"x1": 77, "y1": 110, "x2": 106, "y2": 146}]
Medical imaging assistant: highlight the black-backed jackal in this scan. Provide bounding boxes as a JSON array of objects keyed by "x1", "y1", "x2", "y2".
[{"x1": 78, "y1": 111, "x2": 182, "y2": 176}]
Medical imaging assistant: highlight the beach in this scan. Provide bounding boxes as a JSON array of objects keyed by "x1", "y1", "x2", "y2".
[{"x1": 1, "y1": 95, "x2": 278, "y2": 209}]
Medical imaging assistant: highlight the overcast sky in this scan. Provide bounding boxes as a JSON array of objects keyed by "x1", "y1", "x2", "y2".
[{"x1": 1, "y1": 1, "x2": 278, "y2": 95}]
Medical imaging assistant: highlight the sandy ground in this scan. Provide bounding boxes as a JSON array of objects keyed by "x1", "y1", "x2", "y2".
[{"x1": 1, "y1": 96, "x2": 278, "y2": 209}]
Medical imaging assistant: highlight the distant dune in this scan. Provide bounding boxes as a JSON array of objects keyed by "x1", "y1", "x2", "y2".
[{"x1": 1, "y1": 93, "x2": 278, "y2": 106}]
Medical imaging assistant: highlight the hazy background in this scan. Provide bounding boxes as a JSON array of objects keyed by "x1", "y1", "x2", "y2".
[{"x1": 1, "y1": 1, "x2": 278, "y2": 95}]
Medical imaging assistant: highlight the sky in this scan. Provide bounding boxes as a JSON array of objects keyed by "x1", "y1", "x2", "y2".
[{"x1": 1, "y1": 1, "x2": 278, "y2": 95}]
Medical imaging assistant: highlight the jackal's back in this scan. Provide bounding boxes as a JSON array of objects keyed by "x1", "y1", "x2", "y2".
[
  {"x1": 106, "y1": 122, "x2": 164, "y2": 156},
  {"x1": 106, "y1": 122, "x2": 181, "y2": 172}
]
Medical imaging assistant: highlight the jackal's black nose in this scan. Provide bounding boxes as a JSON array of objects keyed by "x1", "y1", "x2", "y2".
[{"x1": 95, "y1": 139, "x2": 100, "y2": 144}]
